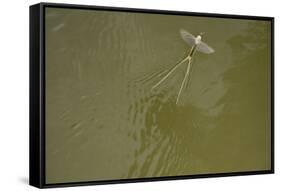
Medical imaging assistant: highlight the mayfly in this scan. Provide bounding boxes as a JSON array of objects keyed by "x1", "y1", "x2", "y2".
[{"x1": 152, "y1": 29, "x2": 215, "y2": 104}]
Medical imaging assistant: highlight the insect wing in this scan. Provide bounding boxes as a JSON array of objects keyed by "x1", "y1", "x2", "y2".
[
  {"x1": 197, "y1": 41, "x2": 215, "y2": 54},
  {"x1": 180, "y1": 29, "x2": 196, "y2": 47}
]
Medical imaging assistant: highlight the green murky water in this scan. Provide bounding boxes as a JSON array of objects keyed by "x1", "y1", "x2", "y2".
[{"x1": 45, "y1": 7, "x2": 272, "y2": 184}]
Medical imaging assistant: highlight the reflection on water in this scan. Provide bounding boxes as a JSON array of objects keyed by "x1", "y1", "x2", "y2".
[{"x1": 45, "y1": 8, "x2": 271, "y2": 183}]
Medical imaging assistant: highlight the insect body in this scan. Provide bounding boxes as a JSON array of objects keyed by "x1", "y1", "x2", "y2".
[{"x1": 152, "y1": 29, "x2": 214, "y2": 104}]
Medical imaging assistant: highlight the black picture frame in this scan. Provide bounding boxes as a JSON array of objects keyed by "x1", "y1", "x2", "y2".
[{"x1": 30, "y1": 2, "x2": 274, "y2": 189}]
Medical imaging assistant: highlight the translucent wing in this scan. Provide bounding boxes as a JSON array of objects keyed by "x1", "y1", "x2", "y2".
[
  {"x1": 180, "y1": 29, "x2": 196, "y2": 47},
  {"x1": 197, "y1": 41, "x2": 215, "y2": 54}
]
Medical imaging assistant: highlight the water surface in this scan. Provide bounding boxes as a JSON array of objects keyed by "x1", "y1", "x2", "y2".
[{"x1": 45, "y1": 7, "x2": 272, "y2": 183}]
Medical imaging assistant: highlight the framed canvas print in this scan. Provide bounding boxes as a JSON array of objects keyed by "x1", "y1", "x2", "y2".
[{"x1": 30, "y1": 2, "x2": 274, "y2": 188}]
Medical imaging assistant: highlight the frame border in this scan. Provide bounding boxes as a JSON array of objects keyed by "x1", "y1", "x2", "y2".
[{"x1": 30, "y1": 2, "x2": 274, "y2": 188}]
